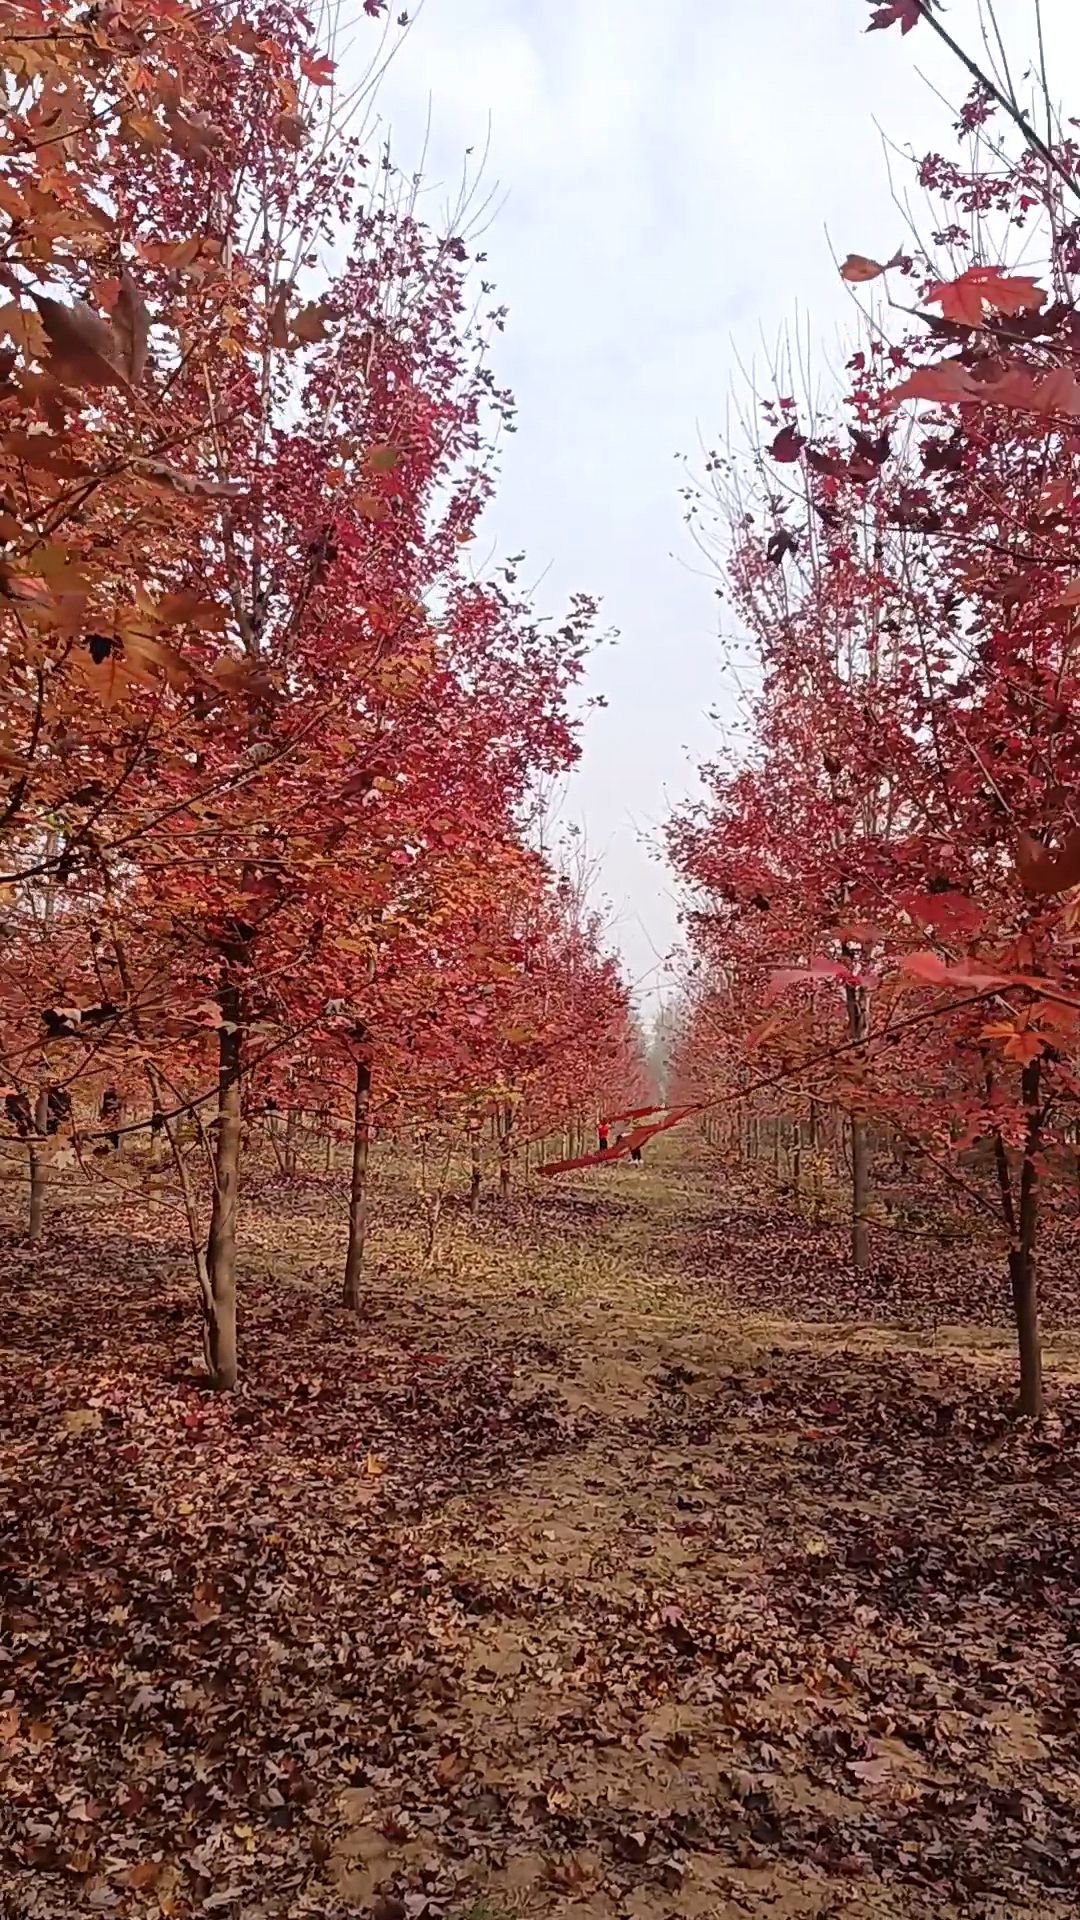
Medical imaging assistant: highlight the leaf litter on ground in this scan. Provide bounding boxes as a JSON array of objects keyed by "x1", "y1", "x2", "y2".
[{"x1": 2, "y1": 1140, "x2": 1080, "y2": 1918}]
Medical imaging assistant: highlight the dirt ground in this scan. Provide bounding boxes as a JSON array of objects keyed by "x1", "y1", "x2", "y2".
[{"x1": 3, "y1": 1140, "x2": 1080, "y2": 1918}]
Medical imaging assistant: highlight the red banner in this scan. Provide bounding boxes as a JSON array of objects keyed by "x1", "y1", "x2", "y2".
[
  {"x1": 538, "y1": 1105, "x2": 699, "y2": 1176},
  {"x1": 601, "y1": 1103, "x2": 666, "y2": 1126}
]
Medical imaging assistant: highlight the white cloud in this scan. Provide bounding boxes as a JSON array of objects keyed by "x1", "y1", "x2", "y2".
[{"x1": 342, "y1": 0, "x2": 1080, "y2": 1009}]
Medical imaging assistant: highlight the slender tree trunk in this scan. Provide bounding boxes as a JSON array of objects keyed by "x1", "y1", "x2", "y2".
[
  {"x1": 498, "y1": 1103, "x2": 512, "y2": 1202},
  {"x1": 284, "y1": 1105, "x2": 300, "y2": 1177},
  {"x1": 27, "y1": 833, "x2": 58, "y2": 1242},
  {"x1": 469, "y1": 1130, "x2": 482, "y2": 1217},
  {"x1": 27, "y1": 1085, "x2": 49, "y2": 1243},
  {"x1": 342, "y1": 1047, "x2": 372, "y2": 1312},
  {"x1": 1011, "y1": 1060, "x2": 1044, "y2": 1417},
  {"x1": 205, "y1": 984, "x2": 242, "y2": 1391},
  {"x1": 266, "y1": 1111, "x2": 288, "y2": 1178},
  {"x1": 423, "y1": 1144, "x2": 452, "y2": 1269},
  {"x1": 845, "y1": 981, "x2": 871, "y2": 1269},
  {"x1": 808, "y1": 1097, "x2": 823, "y2": 1222},
  {"x1": 851, "y1": 1113, "x2": 871, "y2": 1269}
]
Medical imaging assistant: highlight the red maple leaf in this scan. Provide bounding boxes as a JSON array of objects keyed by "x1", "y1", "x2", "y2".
[
  {"x1": 868, "y1": 0, "x2": 923, "y2": 33},
  {"x1": 927, "y1": 266, "x2": 1045, "y2": 329},
  {"x1": 770, "y1": 425, "x2": 806, "y2": 463},
  {"x1": 890, "y1": 362, "x2": 983, "y2": 408},
  {"x1": 299, "y1": 52, "x2": 336, "y2": 85}
]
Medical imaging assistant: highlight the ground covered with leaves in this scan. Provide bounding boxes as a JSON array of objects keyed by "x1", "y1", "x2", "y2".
[{"x1": 3, "y1": 1145, "x2": 1080, "y2": 1919}]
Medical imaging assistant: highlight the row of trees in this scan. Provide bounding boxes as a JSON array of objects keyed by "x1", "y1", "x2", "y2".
[
  {"x1": 0, "y1": 0, "x2": 647, "y2": 1384},
  {"x1": 666, "y1": 0, "x2": 1080, "y2": 1415}
]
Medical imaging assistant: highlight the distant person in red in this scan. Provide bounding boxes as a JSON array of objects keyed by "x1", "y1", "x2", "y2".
[{"x1": 598, "y1": 1119, "x2": 609, "y2": 1151}]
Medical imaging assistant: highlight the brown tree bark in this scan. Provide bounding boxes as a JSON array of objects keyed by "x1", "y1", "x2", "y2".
[
  {"x1": 845, "y1": 981, "x2": 871, "y2": 1270},
  {"x1": 498, "y1": 1102, "x2": 512, "y2": 1201},
  {"x1": 342, "y1": 1042, "x2": 372, "y2": 1312},
  {"x1": 1011, "y1": 1059, "x2": 1044, "y2": 1417},
  {"x1": 987, "y1": 1058, "x2": 1044, "y2": 1417},
  {"x1": 205, "y1": 983, "x2": 242, "y2": 1390},
  {"x1": 27, "y1": 1084, "x2": 49, "y2": 1243},
  {"x1": 284, "y1": 1105, "x2": 300, "y2": 1177},
  {"x1": 469, "y1": 1128, "x2": 482, "y2": 1217}
]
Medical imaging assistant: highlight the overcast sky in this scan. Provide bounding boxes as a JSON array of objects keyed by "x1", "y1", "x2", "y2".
[{"x1": 345, "y1": 0, "x2": 1074, "y2": 1012}]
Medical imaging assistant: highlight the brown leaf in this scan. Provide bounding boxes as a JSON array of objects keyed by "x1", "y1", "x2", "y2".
[
  {"x1": 123, "y1": 112, "x2": 168, "y2": 149},
  {"x1": 371, "y1": 1898, "x2": 405, "y2": 1920},
  {"x1": 0, "y1": 299, "x2": 48, "y2": 360},
  {"x1": 278, "y1": 112, "x2": 310, "y2": 149},
  {"x1": 113, "y1": 270, "x2": 149, "y2": 386},
  {"x1": 1016, "y1": 828, "x2": 1080, "y2": 895},
  {"x1": 126, "y1": 1862, "x2": 160, "y2": 1890},
  {"x1": 840, "y1": 249, "x2": 903, "y2": 284},
  {"x1": 365, "y1": 443, "x2": 402, "y2": 474},
  {"x1": 291, "y1": 301, "x2": 335, "y2": 344},
  {"x1": 164, "y1": 107, "x2": 226, "y2": 160},
  {"x1": 434, "y1": 1750, "x2": 469, "y2": 1786},
  {"x1": 31, "y1": 295, "x2": 129, "y2": 393}
]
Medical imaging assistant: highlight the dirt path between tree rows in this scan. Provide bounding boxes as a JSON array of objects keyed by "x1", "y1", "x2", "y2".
[{"x1": 3, "y1": 1145, "x2": 1080, "y2": 1918}]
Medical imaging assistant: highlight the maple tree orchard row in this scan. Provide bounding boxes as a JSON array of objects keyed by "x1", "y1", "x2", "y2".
[
  {"x1": 0, "y1": 1, "x2": 649, "y2": 1386},
  {"x1": 666, "y1": 0, "x2": 1080, "y2": 1419}
]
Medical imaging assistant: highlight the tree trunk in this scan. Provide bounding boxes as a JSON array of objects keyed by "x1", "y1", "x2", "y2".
[
  {"x1": 205, "y1": 986, "x2": 242, "y2": 1391},
  {"x1": 342, "y1": 1048, "x2": 372, "y2": 1312},
  {"x1": 498, "y1": 1103, "x2": 512, "y2": 1201},
  {"x1": 808, "y1": 1098, "x2": 823, "y2": 1221},
  {"x1": 469, "y1": 1131, "x2": 481, "y2": 1216},
  {"x1": 851, "y1": 1112, "x2": 870, "y2": 1270},
  {"x1": 27, "y1": 1085, "x2": 49, "y2": 1243},
  {"x1": 1009, "y1": 1245, "x2": 1043, "y2": 1418},
  {"x1": 285, "y1": 1105, "x2": 300, "y2": 1177},
  {"x1": 1012, "y1": 1059, "x2": 1044, "y2": 1417},
  {"x1": 845, "y1": 981, "x2": 871, "y2": 1269}
]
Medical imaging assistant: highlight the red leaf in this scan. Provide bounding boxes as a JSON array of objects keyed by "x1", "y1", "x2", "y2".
[
  {"x1": 900, "y1": 952, "x2": 953, "y2": 985},
  {"x1": 300, "y1": 52, "x2": 336, "y2": 84},
  {"x1": 1016, "y1": 829, "x2": 1080, "y2": 895},
  {"x1": 1003, "y1": 1029, "x2": 1046, "y2": 1065},
  {"x1": 867, "y1": 0, "x2": 923, "y2": 32},
  {"x1": 890, "y1": 362, "x2": 983, "y2": 408},
  {"x1": 770, "y1": 425, "x2": 806, "y2": 462},
  {"x1": 899, "y1": 890, "x2": 985, "y2": 937},
  {"x1": 927, "y1": 266, "x2": 1045, "y2": 328},
  {"x1": 767, "y1": 958, "x2": 858, "y2": 1000}
]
